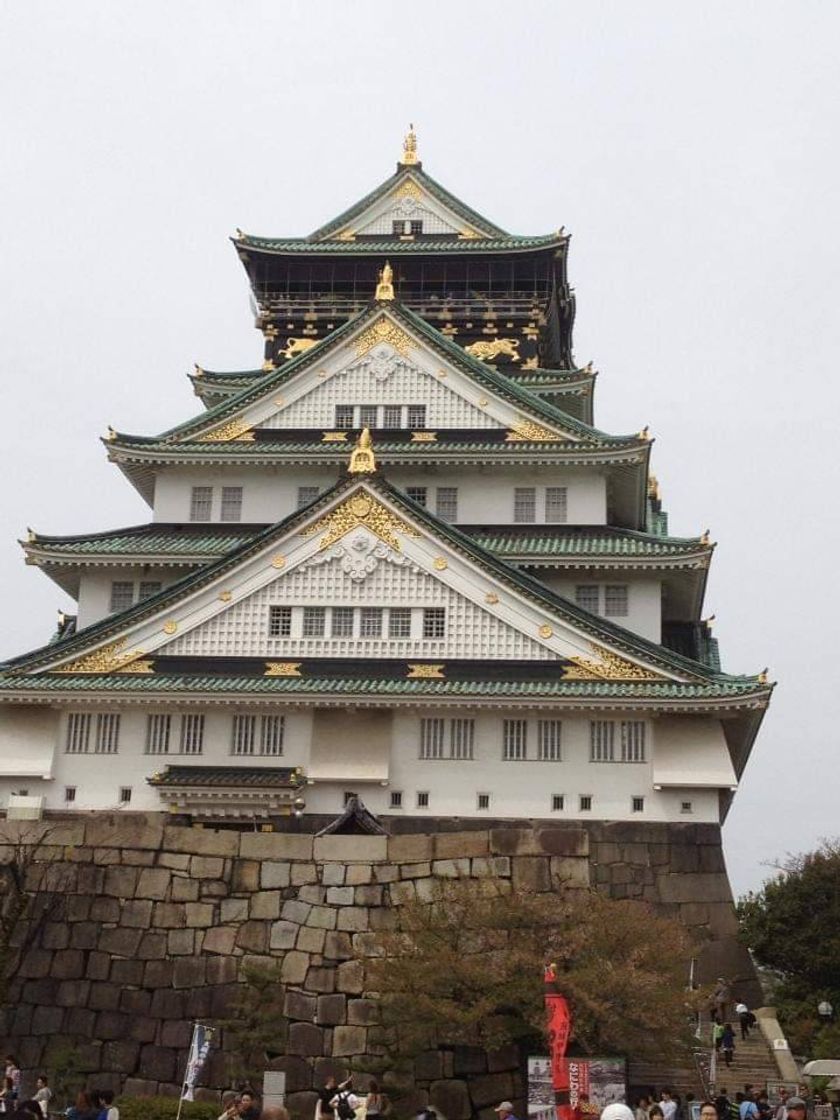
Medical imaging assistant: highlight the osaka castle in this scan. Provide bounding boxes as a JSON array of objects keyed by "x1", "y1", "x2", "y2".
[{"x1": 0, "y1": 129, "x2": 772, "y2": 827}]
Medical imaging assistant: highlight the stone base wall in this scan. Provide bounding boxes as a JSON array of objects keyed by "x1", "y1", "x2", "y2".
[{"x1": 0, "y1": 816, "x2": 756, "y2": 1116}]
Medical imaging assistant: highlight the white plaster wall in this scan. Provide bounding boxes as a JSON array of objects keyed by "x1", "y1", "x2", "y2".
[
  {"x1": 540, "y1": 576, "x2": 663, "y2": 642},
  {"x1": 77, "y1": 567, "x2": 186, "y2": 629}
]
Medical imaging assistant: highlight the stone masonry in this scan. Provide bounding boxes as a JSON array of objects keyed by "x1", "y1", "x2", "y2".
[{"x1": 0, "y1": 816, "x2": 757, "y2": 1116}]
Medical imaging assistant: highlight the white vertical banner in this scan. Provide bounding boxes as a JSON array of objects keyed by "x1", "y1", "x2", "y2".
[{"x1": 177, "y1": 1023, "x2": 215, "y2": 1119}]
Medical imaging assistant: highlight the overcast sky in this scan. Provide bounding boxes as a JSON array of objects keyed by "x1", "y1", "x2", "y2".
[{"x1": 1, "y1": 2, "x2": 837, "y2": 896}]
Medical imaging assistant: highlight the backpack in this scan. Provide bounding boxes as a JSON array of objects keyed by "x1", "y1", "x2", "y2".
[{"x1": 336, "y1": 1094, "x2": 356, "y2": 1120}]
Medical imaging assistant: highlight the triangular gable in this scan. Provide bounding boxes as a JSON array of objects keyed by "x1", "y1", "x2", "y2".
[{"x1": 24, "y1": 479, "x2": 687, "y2": 684}]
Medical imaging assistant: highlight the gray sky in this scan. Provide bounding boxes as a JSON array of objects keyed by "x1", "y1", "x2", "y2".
[{"x1": 1, "y1": 1, "x2": 837, "y2": 896}]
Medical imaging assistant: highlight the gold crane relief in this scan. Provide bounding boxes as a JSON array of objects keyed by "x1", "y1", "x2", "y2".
[{"x1": 464, "y1": 338, "x2": 521, "y2": 362}]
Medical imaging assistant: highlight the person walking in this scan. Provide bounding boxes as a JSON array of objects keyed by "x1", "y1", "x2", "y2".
[
  {"x1": 33, "y1": 1077, "x2": 51, "y2": 1119},
  {"x1": 713, "y1": 979, "x2": 732, "y2": 1024},
  {"x1": 365, "y1": 1080, "x2": 388, "y2": 1120},
  {"x1": 714, "y1": 1089, "x2": 731, "y2": 1120},
  {"x1": 721, "y1": 1024, "x2": 736, "y2": 1067},
  {"x1": 66, "y1": 1091, "x2": 100, "y2": 1120},
  {"x1": 735, "y1": 1003, "x2": 752, "y2": 1041},
  {"x1": 494, "y1": 1103, "x2": 522, "y2": 1120},
  {"x1": 740, "y1": 1094, "x2": 759, "y2": 1120},
  {"x1": 635, "y1": 1096, "x2": 650, "y2": 1120},
  {"x1": 660, "y1": 1090, "x2": 677, "y2": 1120}
]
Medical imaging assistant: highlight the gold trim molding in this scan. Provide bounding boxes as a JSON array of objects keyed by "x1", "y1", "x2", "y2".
[
  {"x1": 505, "y1": 420, "x2": 559, "y2": 442},
  {"x1": 355, "y1": 318, "x2": 413, "y2": 358},
  {"x1": 197, "y1": 418, "x2": 255, "y2": 443},
  {"x1": 52, "y1": 638, "x2": 153, "y2": 675},
  {"x1": 265, "y1": 662, "x2": 302, "y2": 677},
  {"x1": 301, "y1": 492, "x2": 420, "y2": 552},
  {"x1": 407, "y1": 663, "x2": 445, "y2": 679},
  {"x1": 564, "y1": 643, "x2": 662, "y2": 681}
]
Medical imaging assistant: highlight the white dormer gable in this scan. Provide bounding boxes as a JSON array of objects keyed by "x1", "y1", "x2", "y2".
[{"x1": 326, "y1": 176, "x2": 483, "y2": 240}]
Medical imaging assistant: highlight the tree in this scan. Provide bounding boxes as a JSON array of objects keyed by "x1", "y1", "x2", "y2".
[
  {"x1": 217, "y1": 961, "x2": 289, "y2": 1089},
  {"x1": 366, "y1": 880, "x2": 699, "y2": 1078},
  {"x1": 738, "y1": 840, "x2": 840, "y2": 1057}
]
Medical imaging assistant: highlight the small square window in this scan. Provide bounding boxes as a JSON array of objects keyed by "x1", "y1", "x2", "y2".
[
  {"x1": 331, "y1": 606, "x2": 354, "y2": 638},
  {"x1": 551, "y1": 794, "x2": 565, "y2": 812},
  {"x1": 575, "y1": 585, "x2": 600, "y2": 614},
  {"x1": 382, "y1": 405, "x2": 402, "y2": 429},
  {"x1": 390, "y1": 790, "x2": 403, "y2": 808},
  {"x1": 268, "y1": 606, "x2": 292, "y2": 637},
  {"x1": 477, "y1": 793, "x2": 490, "y2": 810},
  {"x1": 119, "y1": 786, "x2": 132, "y2": 804},
  {"x1": 302, "y1": 607, "x2": 325, "y2": 637},
  {"x1": 406, "y1": 486, "x2": 427, "y2": 507},
  {"x1": 220, "y1": 486, "x2": 243, "y2": 522},
  {"x1": 579, "y1": 795, "x2": 592, "y2": 812},
  {"x1": 422, "y1": 608, "x2": 445, "y2": 639},
  {"x1": 406, "y1": 405, "x2": 427, "y2": 429},
  {"x1": 417, "y1": 791, "x2": 430, "y2": 808},
  {"x1": 681, "y1": 800, "x2": 693, "y2": 814},
  {"x1": 335, "y1": 404, "x2": 354, "y2": 428},
  {"x1": 16, "y1": 789, "x2": 28, "y2": 797},
  {"x1": 513, "y1": 487, "x2": 536, "y2": 524},
  {"x1": 392, "y1": 220, "x2": 406, "y2": 236},
  {"x1": 605, "y1": 585, "x2": 629, "y2": 617},
  {"x1": 65, "y1": 786, "x2": 76, "y2": 803},
  {"x1": 388, "y1": 608, "x2": 412, "y2": 639},
  {"x1": 632, "y1": 796, "x2": 645, "y2": 813},
  {"x1": 109, "y1": 581, "x2": 134, "y2": 613},
  {"x1": 410, "y1": 220, "x2": 423, "y2": 236},
  {"x1": 359, "y1": 405, "x2": 378, "y2": 428},
  {"x1": 189, "y1": 485, "x2": 213, "y2": 522},
  {"x1": 360, "y1": 607, "x2": 383, "y2": 638},
  {"x1": 297, "y1": 486, "x2": 320, "y2": 510}
]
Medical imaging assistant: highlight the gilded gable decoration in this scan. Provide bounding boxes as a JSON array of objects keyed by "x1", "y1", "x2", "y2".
[
  {"x1": 52, "y1": 638, "x2": 153, "y2": 675},
  {"x1": 563, "y1": 643, "x2": 662, "y2": 681},
  {"x1": 505, "y1": 420, "x2": 560, "y2": 442},
  {"x1": 464, "y1": 338, "x2": 521, "y2": 362},
  {"x1": 197, "y1": 418, "x2": 255, "y2": 443},
  {"x1": 354, "y1": 318, "x2": 413, "y2": 358},
  {"x1": 301, "y1": 491, "x2": 420, "y2": 553}
]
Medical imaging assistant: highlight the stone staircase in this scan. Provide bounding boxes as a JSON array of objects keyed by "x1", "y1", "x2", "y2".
[{"x1": 711, "y1": 1026, "x2": 786, "y2": 1095}]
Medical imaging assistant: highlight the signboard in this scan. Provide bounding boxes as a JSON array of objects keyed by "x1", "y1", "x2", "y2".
[
  {"x1": 766, "y1": 1083, "x2": 800, "y2": 1107},
  {"x1": 529, "y1": 1057, "x2": 627, "y2": 1120},
  {"x1": 262, "y1": 1071, "x2": 286, "y2": 1108}
]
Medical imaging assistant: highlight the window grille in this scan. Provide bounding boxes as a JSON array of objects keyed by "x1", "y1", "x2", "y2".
[
  {"x1": 590, "y1": 720, "x2": 615, "y2": 762},
  {"x1": 477, "y1": 793, "x2": 490, "y2": 810},
  {"x1": 109, "y1": 582, "x2": 134, "y2": 613},
  {"x1": 220, "y1": 486, "x2": 243, "y2": 522},
  {"x1": 410, "y1": 220, "x2": 423, "y2": 236},
  {"x1": 302, "y1": 607, "x2": 325, "y2": 637},
  {"x1": 575, "y1": 585, "x2": 600, "y2": 614},
  {"x1": 514, "y1": 487, "x2": 536, "y2": 523},
  {"x1": 406, "y1": 486, "x2": 427, "y2": 507},
  {"x1": 390, "y1": 790, "x2": 403, "y2": 808},
  {"x1": 66, "y1": 713, "x2": 91, "y2": 754},
  {"x1": 388, "y1": 608, "x2": 412, "y2": 639},
  {"x1": 620, "y1": 721, "x2": 646, "y2": 762},
  {"x1": 119, "y1": 787, "x2": 132, "y2": 804},
  {"x1": 360, "y1": 607, "x2": 383, "y2": 638},
  {"x1": 359, "y1": 405, "x2": 378, "y2": 428},
  {"x1": 331, "y1": 607, "x2": 354, "y2": 638},
  {"x1": 138, "y1": 581, "x2": 162, "y2": 601},
  {"x1": 450, "y1": 719, "x2": 475, "y2": 760},
  {"x1": 420, "y1": 718, "x2": 445, "y2": 759},
  {"x1": 605, "y1": 585, "x2": 629, "y2": 617},
  {"x1": 422, "y1": 608, "x2": 445, "y2": 639},
  {"x1": 537, "y1": 720, "x2": 562, "y2": 761},
  {"x1": 260, "y1": 715, "x2": 284, "y2": 756},
  {"x1": 435, "y1": 487, "x2": 458, "y2": 522},
  {"x1": 681, "y1": 800, "x2": 693, "y2": 814},
  {"x1": 382, "y1": 405, "x2": 402, "y2": 428},
  {"x1": 545, "y1": 487, "x2": 568, "y2": 523},
  {"x1": 190, "y1": 486, "x2": 213, "y2": 522},
  {"x1": 503, "y1": 719, "x2": 528, "y2": 760},
  {"x1": 579, "y1": 795, "x2": 592, "y2": 811},
  {"x1": 65, "y1": 786, "x2": 76, "y2": 803},
  {"x1": 180, "y1": 714, "x2": 205, "y2": 755},
  {"x1": 392, "y1": 220, "x2": 405, "y2": 236},
  {"x1": 632, "y1": 796, "x2": 645, "y2": 813},
  {"x1": 335, "y1": 404, "x2": 354, "y2": 428},
  {"x1": 146, "y1": 713, "x2": 171, "y2": 755},
  {"x1": 95, "y1": 713, "x2": 120, "y2": 754},
  {"x1": 406, "y1": 404, "x2": 427, "y2": 428},
  {"x1": 417, "y1": 791, "x2": 429, "y2": 808},
  {"x1": 269, "y1": 606, "x2": 292, "y2": 637},
  {"x1": 551, "y1": 794, "x2": 564, "y2": 812},
  {"x1": 297, "y1": 486, "x2": 320, "y2": 510},
  {"x1": 232, "y1": 714, "x2": 257, "y2": 756}
]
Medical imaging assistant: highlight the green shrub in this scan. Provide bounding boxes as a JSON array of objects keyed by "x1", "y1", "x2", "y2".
[{"x1": 114, "y1": 1097, "x2": 219, "y2": 1120}]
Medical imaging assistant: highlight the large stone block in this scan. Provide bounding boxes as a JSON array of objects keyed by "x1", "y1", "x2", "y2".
[
  {"x1": 206, "y1": 955, "x2": 238, "y2": 985},
  {"x1": 288, "y1": 1021, "x2": 324, "y2": 1057},
  {"x1": 111, "y1": 958, "x2": 145, "y2": 985},
  {"x1": 102, "y1": 1039, "x2": 141, "y2": 1074},
  {"x1": 656, "y1": 872, "x2": 733, "y2": 904},
  {"x1": 324, "y1": 931, "x2": 354, "y2": 961},
  {"x1": 297, "y1": 925, "x2": 327, "y2": 954},
  {"x1": 99, "y1": 927, "x2": 144, "y2": 956},
  {"x1": 337, "y1": 907, "x2": 369, "y2": 932},
  {"x1": 150, "y1": 987, "x2": 186, "y2": 1019},
  {"x1": 306, "y1": 966, "x2": 336, "y2": 993},
  {"x1": 401, "y1": 862, "x2": 432, "y2": 880},
  {"x1": 268, "y1": 1055, "x2": 313, "y2": 1093},
  {"x1": 354, "y1": 884, "x2": 384, "y2": 906},
  {"x1": 281, "y1": 951, "x2": 310, "y2": 985},
  {"x1": 103, "y1": 865, "x2": 139, "y2": 899},
  {"x1": 42, "y1": 921, "x2": 69, "y2": 949},
  {"x1": 96, "y1": 1010, "x2": 131, "y2": 1040},
  {"x1": 308, "y1": 905, "x2": 338, "y2": 930},
  {"x1": 431, "y1": 1079, "x2": 472, "y2": 1120},
  {"x1": 317, "y1": 993, "x2": 347, "y2": 1025},
  {"x1": 185, "y1": 902, "x2": 216, "y2": 928},
  {"x1": 299, "y1": 885, "x2": 327, "y2": 904},
  {"x1": 388, "y1": 834, "x2": 434, "y2": 862},
  {"x1": 163, "y1": 824, "x2": 240, "y2": 857},
  {"x1": 221, "y1": 898, "x2": 249, "y2": 923},
  {"x1": 31, "y1": 1004, "x2": 65, "y2": 1035},
  {"x1": 550, "y1": 857, "x2": 590, "y2": 886},
  {"x1": 291, "y1": 862, "x2": 318, "y2": 885},
  {"x1": 489, "y1": 829, "x2": 542, "y2": 856},
  {"x1": 287, "y1": 1092, "x2": 319, "y2": 1120},
  {"x1": 143, "y1": 959, "x2": 174, "y2": 988},
  {"x1": 389, "y1": 880, "x2": 417, "y2": 905},
  {"x1": 487, "y1": 1044, "x2": 519, "y2": 1072},
  {"x1": 261, "y1": 861, "x2": 292, "y2": 889},
  {"x1": 326, "y1": 886, "x2": 355, "y2": 906},
  {"x1": 251, "y1": 891, "x2": 281, "y2": 920},
  {"x1": 332, "y1": 1024, "x2": 367, "y2": 1056},
  {"x1": 139, "y1": 1044, "x2": 177, "y2": 1083},
  {"x1": 347, "y1": 998, "x2": 379, "y2": 1026},
  {"x1": 471, "y1": 856, "x2": 512, "y2": 878},
  {"x1": 282, "y1": 899, "x2": 312, "y2": 925},
  {"x1": 346, "y1": 863, "x2": 373, "y2": 885},
  {"x1": 270, "y1": 921, "x2": 299, "y2": 951},
  {"x1": 453, "y1": 1046, "x2": 487, "y2": 1076},
  {"x1": 120, "y1": 899, "x2": 154, "y2": 928},
  {"x1": 120, "y1": 988, "x2": 152, "y2": 1016},
  {"x1": 232, "y1": 859, "x2": 261, "y2": 892},
  {"x1": 86, "y1": 816, "x2": 164, "y2": 850},
  {"x1": 173, "y1": 957, "x2": 207, "y2": 989},
  {"x1": 511, "y1": 856, "x2": 550, "y2": 892},
  {"x1": 56, "y1": 978, "x2": 91, "y2": 1007},
  {"x1": 416, "y1": 1051, "x2": 445, "y2": 1080},
  {"x1": 434, "y1": 831, "x2": 489, "y2": 859},
  {"x1": 469, "y1": 1071, "x2": 514, "y2": 1108},
  {"x1": 314, "y1": 835, "x2": 387, "y2": 862},
  {"x1": 285, "y1": 990, "x2": 317, "y2": 1021},
  {"x1": 136, "y1": 867, "x2": 171, "y2": 899},
  {"x1": 240, "y1": 832, "x2": 314, "y2": 860},
  {"x1": 323, "y1": 863, "x2": 346, "y2": 886},
  {"x1": 90, "y1": 896, "x2": 121, "y2": 923},
  {"x1": 152, "y1": 902, "x2": 187, "y2": 928},
  {"x1": 336, "y1": 960, "x2": 365, "y2": 994},
  {"x1": 432, "y1": 858, "x2": 471, "y2": 878},
  {"x1": 52, "y1": 948, "x2": 85, "y2": 979},
  {"x1": 537, "y1": 828, "x2": 590, "y2": 857},
  {"x1": 190, "y1": 855, "x2": 225, "y2": 879},
  {"x1": 236, "y1": 920, "x2": 269, "y2": 953},
  {"x1": 137, "y1": 932, "x2": 168, "y2": 960}
]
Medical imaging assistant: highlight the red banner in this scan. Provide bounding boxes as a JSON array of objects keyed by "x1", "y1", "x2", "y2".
[{"x1": 544, "y1": 964, "x2": 572, "y2": 1120}]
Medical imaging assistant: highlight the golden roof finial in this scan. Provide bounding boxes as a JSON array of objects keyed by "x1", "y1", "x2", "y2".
[
  {"x1": 758, "y1": 668, "x2": 769, "y2": 684},
  {"x1": 400, "y1": 123, "x2": 419, "y2": 166},
  {"x1": 375, "y1": 261, "x2": 395, "y2": 301},
  {"x1": 701, "y1": 528, "x2": 711, "y2": 545},
  {"x1": 349, "y1": 427, "x2": 377, "y2": 474},
  {"x1": 193, "y1": 363, "x2": 204, "y2": 378},
  {"x1": 106, "y1": 426, "x2": 117, "y2": 442}
]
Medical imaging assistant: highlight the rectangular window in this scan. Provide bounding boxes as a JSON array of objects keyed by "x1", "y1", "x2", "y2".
[
  {"x1": 66, "y1": 713, "x2": 91, "y2": 754},
  {"x1": 232, "y1": 714, "x2": 257, "y2": 756},
  {"x1": 388, "y1": 608, "x2": 412, "y2": 639},
  {"x1": 109, "y1": 581, "x2": 134, "y2": 613},
  {"x1": 537, "y1": 720, "x2": 562, "y2": 761},
  {"x1": 296, "y1": 486, "x2": 320, "y2": 510},
  {"x1": 392, "y1": 220, "x2": 405, "y2": 237},
  {"x1": 302, "y1": 607, "x2": 325, "y2": 637},
  {"x1": 420, "y1": 718, "x2": 445, "y2": 760},
  {"x1": 360, "y1": 607, "x2": 383, "y2": 638},
  {"x1": 406, "y1": 404, "x2": 426, "y2": 428},
  {"x1": 119, "y1": 787, "x2": 132, "y2": 804},
  {"x1": 390, "y1": 790, "x2": 403, "y2": 808},
  {"x1": 620, "y1": 720, "x2": 646, "y2": 762},
  {"x1": 477, "y1": 792, "x2": 490, "y2": 810},
  {"x1": 575, "y1": 585, "x2": 600, "y2": 614},
  {"x1": 180, "y1": 714, "x2": 205, "y2": 755},
  {"x1": 359, "y1": 405, "x2": 378, "y2": 428},
  {"x1": 422, "y1": 608, "x2": 445, "y2": 639},
  {"x1": 145, "y1": 713, "x2": 171, "y2": 755},
  {"x1": 680, "y1": 800, "x2": 693, "y2": 814},
  {"x1": 545, "y1": 487, "x2": 568, "y2": 523},
  {"x1": 503, "y1": 719, "x2": 528, "y2": 761},
  {"x1": 190, "y1": 486, "x2": 213, "y2": 522},
  {"x1": 65, "y1": 786, "x2": 76, "y2": 803},
  {"x1": 450, "y1": 719, "x2": 475, "y2": 760},
  {"x1": 514, "y1": 487, "x2": 536, "y2": 523},
  {"x1": 138, "y1": 581, "x2": 162, "y2": 601},
  {"x1": 590, "y1": 720, "x2": 615, "y2": 762},
  {"x1": 579, "y1": 795, "x2": 592, "y2": 812},
  {"x1": 268, "y1": 606, "x2": 292, "y2": 638},
  {"x1": 435, "y1": 487, "x2": 458, "y2": 522},
  {"x1": 95, "y1": 713, "x2": 120, "y2": 754},
  {"x1": 382, "y1": 405, "x2": 402, "y2": 429},
  {"x1": 551, "y1": 794, "x2": 565, "y2": 812},
  {"x1": 417, "y1": 791, "x2": 429, "y2": 808},
  {"x1": 260, "y1": 715, "x2": 284, "y2": 756},
  {"x1": 632, "y1": 796, "x2": 645, "y2": 813},
  {"x1": 335, "y1": 404, "x2": 354, "y2": 428},
  {"x1": 605, "y1": 585, "x2": 629, "y2": 617},
  {"x1": 406, "y1": 486, "x2": 427, "y2": 507},
  {"x1": 330, "y1": 606, "x2": 354, "y2": 638},
  {"x1": 220, "y1": 486, "x2": 243, "y2": 522},
  {"x1": 410, "y1": 220, "x2": 423, "y2": 236}
]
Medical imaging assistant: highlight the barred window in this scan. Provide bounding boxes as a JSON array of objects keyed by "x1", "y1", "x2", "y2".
[
  {"x1": 551, "y1": 794, "x2": 565, "y2": 812},
  {"x1": 269, "y1": 606, "x2": 292, "y2": 637},
  {"x1": 190, "y1": 486, "x2": 213, "y2": 522},
  {"x1": 537, "y1": 720, "x2": 562, "y2": 761},
  {"x1": 232, "y1": 714, "x2": 257, "y2": 756},
  {"x1": 119, "y1": 786, "x2": 132, "y2": 804},
  {"x1": 410, "y1": 220, "x2": 423, "y2": 236},
  {"x1": 579, "y1": 794, "x2": 592, "y2": 811},
  {"x1": 95, "y1": 713, "x2": 120, "y2": 754},
  {"x1": 513, "y1": 487, "x2": 536, "y2": 523},
  {"x1": 392, "y1": 220, "x2": 405, "y2": 236},
  {"x1": 390, "y1": 790, "x2": 403, "y2": 808},
  {"x1": 331, "y1": 607, "x2": 354, "y2": 638},
  {"x1": 335, "y1": 404, "x2": 354, "y2": 427},
  {"x1": 145, "y1": 713, "x2": 171, "y2": 755},
  {"x1": 180, "y1": 714, "x2": 205, "y2": 755},
  {"x1": 385, "y1": 608, "x2": 409, "y2": 639},
  {"x1": 109, "y1": 582, "x2": 134, "y2": 613},
  {"x1": 590, "y1": 720, "x2": 615, "y2": 762},
  {"x1": 382, "y1": 405, "x2": 402, "y2": 429},
  {"x1": 260, "y1": 715, "x2": 284, "y2": 756},
  {"x1": 502, "y1": 719, "x2": 528, "y2": 761},
  {"x1": 605, "y1": 585, "x2": 629, "y2": 617},
  {"x1": 575, "y1": 585, "x2": 600, "y2": 614},
  {"x1": 435, "y1": 487, "x2": 458, "y2": 523},
  {"x1": 417, "y1": 791, "x2": 429, "y2": 808},
  {"x1": 360, "y1": 607, "x2": 383, "y2": 638},
  {"x1": 681, "y1": 800, "x2": 693, "y2": 814},
  {"x1": 406, "y1": 404, "x2": 426, "y2": 428},
  {"x1": 359, "y1": 405, "x2": 378, "y2": 428},
  {"x1": 302, "y1": 607, "x2": 325, "y2": 637},
  {"x1": 138, "y1": 581, "x2": 162, "y2": 601},
  {"x1": 450, "y1": 719, "x2": 475, "y2": 760},
  {"x1": 420, "y1": 718, "x2": 445, "y2": 759},
  {"x1": 406, "y1": 486, "x2": 427, "y2": 507},
  {"x1": 422, "y1": 608, "x2": 445, "y2": 639},
  {"x1": 545, "y1": 487, "x2": 568, "y2": 523},
  {"x1": 477, "y1": 792, "x2": 490, "y2": 810},
  {"x1": 220, "y1": 486, "x2": 243, "y2": 522},
  {"x1": 632, "y1": 796, "x2": 645, "y2": 813},
  {"x1": 66, "y1": 713, "x2": 92, "y2": 754},
  {"x1": 296, "y1": 486, "x2": 320, "y2": 510},
  {"x1": 65, "y1": 786, "x2": 76, "y2": 803},
  {"x1": 621, "y1": 720, "x2": 646, "y2": 762}
]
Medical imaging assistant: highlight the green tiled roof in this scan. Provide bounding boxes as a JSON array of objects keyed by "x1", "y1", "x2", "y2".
[
  {"x1": 27, "y1": 524, "x2": 260, "y2": 558},
  {"x1": 192, "y1": 365, "x2": 593, "y2": 391},
  {"x1": 148, "y1": 765, "x2": 302, "y2": 787},
  {"x1": 236, "y1": 234, "x2": 565, "y2": 256},
  {"x1": 470, "y1": 528, "x2": 710, "y2": 559}
]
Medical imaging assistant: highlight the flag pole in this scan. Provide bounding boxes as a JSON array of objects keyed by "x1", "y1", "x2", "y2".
[{"x1": 175, "y1": 1022, "x2": 198, "y2": 1120}]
